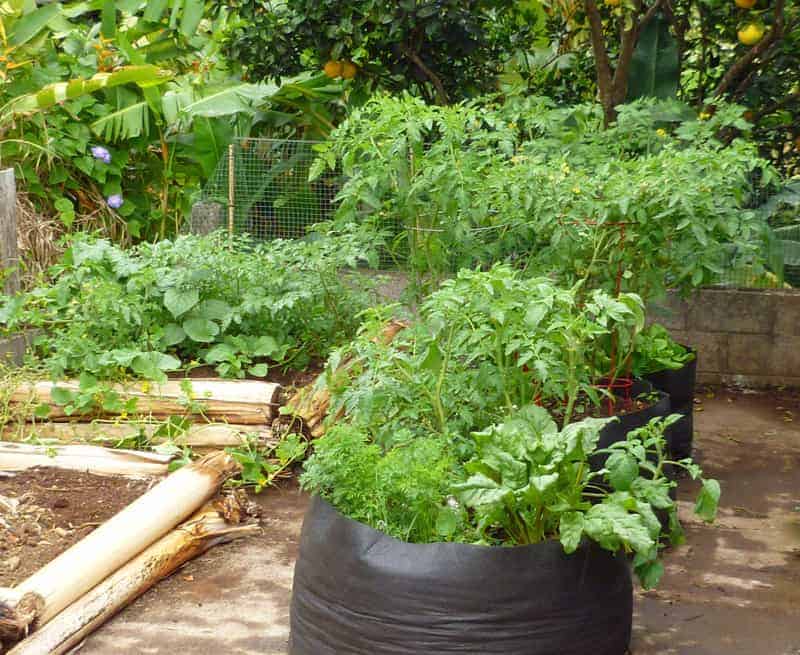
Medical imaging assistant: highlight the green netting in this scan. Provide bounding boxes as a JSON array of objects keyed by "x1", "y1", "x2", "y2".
[{"x1": 202, "y1": 138, "x2": 342, "y2": 240}]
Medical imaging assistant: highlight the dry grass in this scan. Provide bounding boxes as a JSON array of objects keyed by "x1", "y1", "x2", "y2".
[{"x1": 16, "y1": 190, "x2": 129, "y2": 288}]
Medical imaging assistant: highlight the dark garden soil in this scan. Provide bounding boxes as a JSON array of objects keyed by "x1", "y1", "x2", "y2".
[{"x1": 0, "y1": 468, "x2": 153, "y2": 586}]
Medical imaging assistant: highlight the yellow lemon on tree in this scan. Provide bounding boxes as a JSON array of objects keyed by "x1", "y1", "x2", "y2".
[
  {"x1": 735, "y1": 0, "x2": 756, "y2": 8},
  {"x1": 341, "y1": 61, "x2": 358, "y2": 80},
  {"x1": 323, "y1": 60, "x2": 343, "y2": 78},
  {"x1": 738, "y1": 22, "x2": 765, "y2": 46},
  {"x1": 604, "y1": 0, "x2": 621, "y2": 6}
]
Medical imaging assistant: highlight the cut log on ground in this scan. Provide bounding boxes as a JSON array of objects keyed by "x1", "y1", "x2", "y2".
[
  {"x1": 2, "y1": 421, "x2": 274, "y2": 449},
  {"x1": 0, "y1": 451, "x2": 240, "y2": 645},
  {"x1": 6, "y1": 500, "x2": 259, "y2": 655},
  {"x1": 0, "y1": 443, "x2": 172, "y2": 477},
  {"x1": 10, "y1": 379, "x2": 281, "y2": 424},
  {"x1": 284, "y1": 320, "x2": 407, "y2": 437}
]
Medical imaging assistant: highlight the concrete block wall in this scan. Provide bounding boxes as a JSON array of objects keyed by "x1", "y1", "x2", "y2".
[{"x1": 651, "y1": 288, "x2": 800, "y2": 387}]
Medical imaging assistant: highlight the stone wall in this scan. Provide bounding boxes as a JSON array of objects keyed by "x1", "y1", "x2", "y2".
[{"x1": 653, "y1": 288, "x2": 800, "y2": 387}]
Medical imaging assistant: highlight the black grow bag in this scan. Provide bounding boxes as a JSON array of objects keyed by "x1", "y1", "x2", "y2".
[
  {"x1": 591, "y1": 379, "x2": 671, "y2": 471},
  {"x1": 290, "y1": 497, "x2": 633, "y2": 655},
  {"x1": 643, "y1": 348, "x2": 697, "y2": 460}
]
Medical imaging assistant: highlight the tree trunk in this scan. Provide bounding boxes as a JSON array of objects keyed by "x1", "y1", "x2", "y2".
[
  {"x1": 0, "y1": 451, "x2": 240, "y2": 644},
  {"x1": 6, "y1": 502, "x2": 258, "y2": 655}
]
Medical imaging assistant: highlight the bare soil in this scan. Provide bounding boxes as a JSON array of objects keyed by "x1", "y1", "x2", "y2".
[{"x1": 0, "y1": 468, "x2": 152, "y2": 586}]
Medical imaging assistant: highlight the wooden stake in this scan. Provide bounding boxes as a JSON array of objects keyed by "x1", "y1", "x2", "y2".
[
  {"x1": 2, "y1": 421, "x2": 274, "y2": 449},
  {"x1": 0, "y1": 443, "x2": 172, "y2": 478},
  {"x1": 6, "y1": 502, "x2": 259, "y2": 655},
  {"x1": 0, "y1": 169, "x2": 20, "y2": 297},
  {"x1": 0, "y1": 451, "x2": 240, "y2": 642},
  {"x1": 10, "y1": 378, "x2": 281, "y2": 424}
]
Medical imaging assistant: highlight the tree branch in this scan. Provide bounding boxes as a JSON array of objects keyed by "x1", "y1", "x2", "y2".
[
  {"x1": 710, "y1": 0, "x2": 786, "y2": 100},
  {"x1": 401, "y1": 45, "x2": 449, "y2": 105}
]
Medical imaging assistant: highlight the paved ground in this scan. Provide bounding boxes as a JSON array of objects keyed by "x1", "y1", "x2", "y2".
[{"x1": 80, "y1": 388, "x2": 800, "y2": 654}]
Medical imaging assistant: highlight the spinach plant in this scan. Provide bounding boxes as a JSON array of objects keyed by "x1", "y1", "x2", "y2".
[{"x1": 632, "y1": 324, "x2": 696, "y2": 377}]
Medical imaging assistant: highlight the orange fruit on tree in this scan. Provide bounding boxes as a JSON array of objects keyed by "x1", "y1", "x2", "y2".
[
  {"x1": 735, "y1": 0, "x2": 756, "y2": 8},
  {"x1": 738, "y1": 22, "x2": 765, "y2": 45},
  {"x1": 323, "y1": 60, "x2": 343, "y2": 78},
  {"x1": 341, "y1": 61, "x2": 358, "y2": 79}
]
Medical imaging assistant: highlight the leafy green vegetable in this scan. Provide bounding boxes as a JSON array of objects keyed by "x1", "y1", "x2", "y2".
[{"x1": 632, "y1": 324, "x2": 695, "y2": 376}]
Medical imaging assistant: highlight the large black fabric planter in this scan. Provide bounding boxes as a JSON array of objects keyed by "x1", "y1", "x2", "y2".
[
  {"x1": 643, "y1": 348, "x2": 697, "y2": 460},
  {"x1": 289, "y1": 497, "x2": 633, "y2": 655}
]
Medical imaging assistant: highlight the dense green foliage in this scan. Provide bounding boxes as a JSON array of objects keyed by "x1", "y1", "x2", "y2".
[
  {"x1": 0, "y1": 1, "x2": 346, "y2": 242},
  {"x1": 317, "y1": 94, "x2": 777, "y2": 300},
  {"x1": 0, "y1": 227, "x2": 379, "y2": 381},
  {"x1": 218, "y1": 0, "x2": 544, "y2": 104},
  {"x1": 325, "y1": 266, "x2": 644, "y2": 448}
]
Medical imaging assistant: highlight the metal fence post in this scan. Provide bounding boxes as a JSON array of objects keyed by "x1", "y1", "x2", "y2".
[{"x1": 0, "y1": 168, "x2": 20, "y2": 297}]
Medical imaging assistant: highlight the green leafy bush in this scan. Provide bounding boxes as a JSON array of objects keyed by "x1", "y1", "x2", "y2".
[
  {"x1": 325, "y1": 265, "x2": 644, "y2": 447},
  {"x1": 317, "y1": 94, "x2": 776, "y2": 302},
  {"x1": 0, "y1": 226, "x2": 380, "y2": 381}
]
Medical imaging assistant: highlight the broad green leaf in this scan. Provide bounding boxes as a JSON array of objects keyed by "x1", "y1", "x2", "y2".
[
  {"x1": 420, "y1": 342, "x2": 442, "y2": 375},
  {"x1": 51, "y1": 387, "x2": 75, "y2": 406},
  {"x1": 248, "y1": 363, "x2": 268, "y2": 377},
  {"x1": 454, "y1": 473, "x2": 508, "y2": 508},
  {"x1": 131, "y1": 352, "x2": 181, "y2": 380},
  {"x1": 143, "y1": 0, "x2": 170, "y2": 22},
  {"x1": 179, "y1": 0, "x2": 204, "y2": 37},
  {"x1": 559, "y1": 511, "x2": 584, "y2": 554},
  {"x1": 627, "y1": 15, "x2": 680, "y2": 101},
  {"x1": 251, "y1": 335, "x2": 281, "y2": 357},
  {"x1": 606, "y1": 452, "x2": 639, "y2": 491},
  {"x1": 91, "y1": 102, "x2": 150, "y2": 141},
  {"x1": 2, "y1": 66, "x2": 171, "y2": 117},
  {"x1": 8, "y1": 3, "x2": 60, "y2": 47},
  {"x1": 194, "y1": 299, "x2": 233, "y2": 323},
  {"x1": 183, "y1": 318, "x2": 220, "y2": 343},
  {"x1": 162, "y1": 323, "x2": 186, "y2": 347},
  {"x1": 100, "y1": 0, "x2": 116, "y2": 38},
  {"x1": 163, "y1": 287, "x2": 199, "y2": 318},
  {"x1": 205, "y1": 342, "x2": 237, "y2": 363},
  {"x1": 694, "y1": 478, "x2": 721, "y2": 522}
]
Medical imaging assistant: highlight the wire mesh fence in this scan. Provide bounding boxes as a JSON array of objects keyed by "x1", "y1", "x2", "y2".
[
  {"x1": 194, "y1": 139, "x2": 799, "y2": 290},
  {"x1": 198, "y1": 138, "x2": 342, "y2": 241}
]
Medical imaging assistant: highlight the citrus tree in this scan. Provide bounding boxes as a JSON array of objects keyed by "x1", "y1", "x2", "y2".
[{"x1": 216, "y1": 0, "x2": 546, "y2": 104}]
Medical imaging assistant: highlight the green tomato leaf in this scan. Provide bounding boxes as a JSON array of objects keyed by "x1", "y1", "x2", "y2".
[{"x1": 183, "y1": 318, "x2": 220, "y2": 343}]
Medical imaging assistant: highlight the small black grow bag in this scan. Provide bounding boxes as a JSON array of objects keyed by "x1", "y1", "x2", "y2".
[
  {"x1": 289, "y1": 497, "x2": 633, "y2": 655},
  {"x1": 643, "y1": 349, "x2": 697, "y2": 460},
  {"x1": 591, "y1": 380, "x2": 671, "y2": 471},
  {"x1": 643, "y1": 347, "x2": 697, "y2": 406}
]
